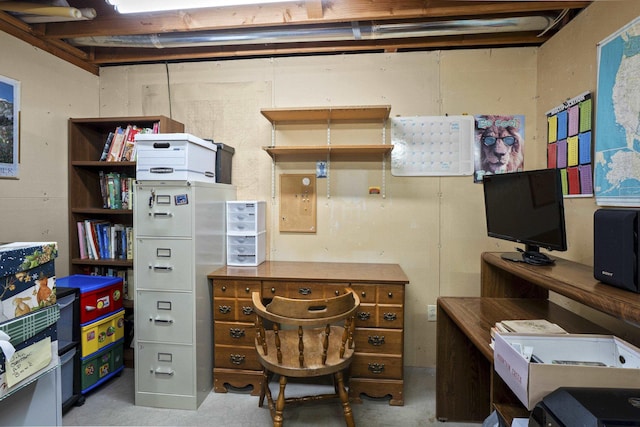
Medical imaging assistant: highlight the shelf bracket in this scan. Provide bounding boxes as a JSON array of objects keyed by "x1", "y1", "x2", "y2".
[{"x1": 271, "y1": 122, "x2": 277, "y2": 200}]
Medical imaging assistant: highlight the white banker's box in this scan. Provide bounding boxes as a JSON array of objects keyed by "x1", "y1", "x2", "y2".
[
  {"x1": 136, "y1": 133, "x2": 217, "y2": 182},
  {"x1": 494, "y1": 333, "x2": 640, "y2": 410}
]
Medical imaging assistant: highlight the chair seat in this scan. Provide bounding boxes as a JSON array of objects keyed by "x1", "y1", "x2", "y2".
[{"x1": 257, "y1": 326, "x2": 354, "y2": 377}]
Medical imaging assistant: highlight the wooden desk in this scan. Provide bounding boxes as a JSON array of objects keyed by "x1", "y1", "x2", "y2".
[
  {"x1": 436, "y1": 252, "x2": 640, "y2": 424},
  {"x1": 208, "y1": 261, "x2": 409, "y2": 405}
]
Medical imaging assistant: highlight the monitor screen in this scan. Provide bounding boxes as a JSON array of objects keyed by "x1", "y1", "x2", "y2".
[{"x1": 483, "y1": 168, "x2": 567, "y2": 262}]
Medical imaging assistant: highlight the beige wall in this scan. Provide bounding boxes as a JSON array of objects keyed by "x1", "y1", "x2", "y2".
[
  {"x1": 1, "y1": 0, "x2": 638, "y2": 368},
  {"x1": 537, "y1": 0, "x2": 640, "y2": 341},
  {"x1": 97, "y1": 49, "x2": 537, "y2": 366},
  {"x1": 0, "y1": 32, "x2": 98, "y2": 274}
]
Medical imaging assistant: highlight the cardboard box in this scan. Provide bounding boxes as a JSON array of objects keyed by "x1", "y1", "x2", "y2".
[
  {"x1": 136, "y1": 133, "x2": 217, "y2": 182},
  {"x1": 0, "y1": 324, "x2": 58, "y2": 396},
  {"x1": 0, "y1": 242, "x2": 58, "y2": 323},
  {"x1": 494, "y1": 333, "x2": 640, "y2": 410}
]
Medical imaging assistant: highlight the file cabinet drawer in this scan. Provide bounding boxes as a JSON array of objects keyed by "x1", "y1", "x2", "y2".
[
  {"x1": 135, "y1": 291, "x2": 193, "y2": 344},
  {"x1": 135, "y1": 239, "x2": 193, "y2": 291},
  {"x1": 136, "y1": 342, "x2": 195, "y2": 396},
  {"x1": 135, "y1": 185, "x2": 194, "y2": 237}
]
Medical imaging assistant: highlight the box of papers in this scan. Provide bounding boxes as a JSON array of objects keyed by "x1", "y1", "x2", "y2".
[
  {"x1": 494, "y1": 333, "x2": 640, "y2": 410},
  {"x1": 0, "y1": 242, "x2": 58, "y2": 323},
  {"x1": 136, "y1": 133, "x2": 217, "y2": 183}
]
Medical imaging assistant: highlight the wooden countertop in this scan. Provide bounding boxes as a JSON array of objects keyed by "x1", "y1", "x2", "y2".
[
  {"x1": 208, "y1": 261, "x2": 409, "y2": 284},
  {"x1": 437, "y1": 297, "x2": 610, "y2": 361}
]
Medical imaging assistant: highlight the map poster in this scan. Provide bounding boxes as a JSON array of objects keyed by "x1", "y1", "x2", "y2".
[
  {"x1": 594, "y1": 16, "x2": 640, "y2": 206},
  {"x1": 545, "y1": 91, "x2": 593, "y2": 197}
]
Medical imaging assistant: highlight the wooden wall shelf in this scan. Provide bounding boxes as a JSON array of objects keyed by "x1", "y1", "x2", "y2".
[
  {"x1": 261, "y1": 105, "x2": 391, "y2": 124},
  {"x1": 262, "y1": 144, "x2": 393, "y2": 159}
]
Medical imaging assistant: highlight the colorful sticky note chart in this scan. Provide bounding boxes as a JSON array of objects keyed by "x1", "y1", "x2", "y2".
[
  {"x1": 567, "y1": 136, "x2": 579, "y2": 167},
  {"x1": 579, "y1": 98, "x2": 592, "y2": 133},
  {"x1": 557, "y1": 110, "x2": 568, "y2": 141},
  {"x1": 556, "y1": 140, "x2": 567, "y2": 168},
  {"x1": 548, "y1": 115, "x2": 558, "y2": 143}
]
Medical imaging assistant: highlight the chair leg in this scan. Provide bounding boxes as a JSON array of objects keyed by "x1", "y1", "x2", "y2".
[
  {"x1": 273, "y1": 375, "x2": 287, "y2": 427},
  {"x1": 259, "y1": 369, "x2": 267, "y2": 408},
  {"x1": 335, "y1": 371, "x2": 355, "y2": 427}
]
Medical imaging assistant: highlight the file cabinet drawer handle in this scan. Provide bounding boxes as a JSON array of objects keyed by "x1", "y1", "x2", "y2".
[
  {"x1": 368, "y1": 363, "x2": 385, "y2": 374},
  {"x1": 151, "y1": 212, "x2": 173, "y2": 217},
  {"x1": 150, "y1": 265, "x2": 173, "y2": 271},
  {"x1": 383, "y1": 312, "x2": 397, "y2": 321},
  {"x1": 151, "y1": 317, "x2": 174, "y2": 324},
  {"x1": 152, "y1": 368, "x2": 174, "y2": 376},
  {"x1": 241, "y1": 306, "x2": 254, "y2": 315},
  {"x1": 230, "y1": 354, "x2": 246, "y2": 365},
  {"x1": 368, "y1": 335, "x2": 385, "y2": 346},
  {"x1": 229, "y1": 328, "x2": 245, "y2": 339},
  {"x1": 218, "y1": 305, "x2": 232, "y2": 314}
]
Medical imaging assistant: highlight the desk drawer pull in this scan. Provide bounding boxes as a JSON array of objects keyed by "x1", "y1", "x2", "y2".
[
  {"x1": 230, "y1": 354, "x2": 246, "y2": 365},
  {"x1": 383, "y1": 312, "x2": 397, "y2": 321},
  {"x1": 218, "y1": 305, "x2": 232, "y2": 314},
  {"x1": 229, "y1": 328, "x2": 245, "y2": 339},
  {"x1": 357, "y1": 312, "x2": 371, "y2": 321},
  {"x1": 368, "y1": 363, "x2": 385, "y2": 374},
  {"x1": 298, "y1": 287, "x2": 312, "y2": 295},
  {"x1": 368, "y1": 336, "x2": 385, "y2": 346},
  {"x1": 387, "y1": 292, "x2": 393, "y2": 298},
  {"x1": 244, "y1": 287, "x2": 251, "y2": 294},
  {"x1": 242, "y1": 306, "x2": 254, "y2": 315}
]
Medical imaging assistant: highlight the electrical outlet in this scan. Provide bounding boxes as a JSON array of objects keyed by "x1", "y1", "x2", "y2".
[{"x1": 427, "y1": 304, "x2": 437, "y2": 321}]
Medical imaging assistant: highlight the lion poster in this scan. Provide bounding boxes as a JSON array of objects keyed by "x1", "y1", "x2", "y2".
[{"x1": 473, "y1": 114, "x2": 525, "y2": 183}]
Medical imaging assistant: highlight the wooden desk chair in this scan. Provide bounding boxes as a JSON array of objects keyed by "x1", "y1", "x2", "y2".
[{"x1": 251, "y1": 289, "x2": 360, "y2": 427}]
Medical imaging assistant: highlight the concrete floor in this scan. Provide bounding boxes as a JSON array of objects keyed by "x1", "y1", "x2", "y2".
[{"x1": 62, "y1": 367, "x2": 483, "y2": 426}]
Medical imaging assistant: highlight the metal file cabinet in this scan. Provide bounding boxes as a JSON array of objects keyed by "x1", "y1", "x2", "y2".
[{"x1": 134, "y1": 181, "x2": 235, "y2": 410}]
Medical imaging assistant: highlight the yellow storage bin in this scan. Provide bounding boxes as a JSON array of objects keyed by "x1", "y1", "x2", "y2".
[{"x1": 81, "y1": 309, "x2": 125, "y2": 357}]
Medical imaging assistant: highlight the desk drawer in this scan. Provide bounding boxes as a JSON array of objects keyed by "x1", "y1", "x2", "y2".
[
  {"x1": 351, "y1": 353, "x2": 403, "y2": 380},
  {"x1": 214, "y1": 321, "x2": 254, "y2": 347},
  {"x1": 215, "y1": 344, "x2": 261, "y2": 370},
  {"x1": 262, "y1": 281, "x2": 349, "y2": 299},
  {"x1": 214, "y1": 298, "x2": 255, "y2": 322},
  {"x1": 355, "y1": 304, "x2": 403, "y2": 328},
  {"x1": 354, "y1": 328, "x2": 402, "y2": 354},
  {"x1": 213, "y1": 279, "x2": 261, "y2": 298}
]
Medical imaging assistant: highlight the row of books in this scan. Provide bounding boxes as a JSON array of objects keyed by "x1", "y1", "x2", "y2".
[
  {"x1": 77, "y1": 220, "x2": 133, "y2": 261},
  {"x1": 99, "y1": 122, "x2": 159, "y2": 162},
  {"x1": 99, "y1": 171, "x2": 134, "y2": 210}
]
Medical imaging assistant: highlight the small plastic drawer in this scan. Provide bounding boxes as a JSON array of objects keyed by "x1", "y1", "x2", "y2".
[
  {"x1": 227, "y1": 232, "x2": 265, "y2": 266},
  {"x1": 60, "y1": 346, "x2": 78, "y2": 403},
  {"x1": 81, "y1": 309, "x2": 125, "y2": 358},
  {"x1": 80, "y1": 340, "x2": 124, "y2": 394},
  {"x1": 226, "y1": 201, "x2": 265, "y2": 234}
]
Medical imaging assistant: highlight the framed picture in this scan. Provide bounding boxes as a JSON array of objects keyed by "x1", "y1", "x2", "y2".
[{"x1": 0, "y1": 75, "x2": 20, "y2": 178}]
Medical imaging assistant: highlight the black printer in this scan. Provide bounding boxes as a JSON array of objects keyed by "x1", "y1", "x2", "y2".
[{"x1": 529, "y1": 387, "x2": 640, "y2": 427}]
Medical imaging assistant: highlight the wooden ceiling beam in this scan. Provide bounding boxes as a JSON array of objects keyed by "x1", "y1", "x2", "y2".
[
  {"x1": 0, "y1": 11, "x2": 98, "y2": 74},
  {"x1": 87, "y1": 31, "x2": 549, "y2": 65},
  {"x1": 41, "y1": 0, "x2": 590, "y2": 38}
]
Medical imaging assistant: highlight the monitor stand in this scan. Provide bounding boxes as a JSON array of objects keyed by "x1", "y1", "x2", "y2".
[{"x1": 501, "y1": 248, "x2": 555, "y2": 265}]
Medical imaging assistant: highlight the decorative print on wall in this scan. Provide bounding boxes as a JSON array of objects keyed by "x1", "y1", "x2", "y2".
[
  {"x1": 546, "y1": 91, "x2": 593, "y2": 197},
  {"x1": 473, "y1": 114, "x2": 525, "y2": 183},
  {"x1": 594, "y1": 15, "x2": 640, "y2": 206},
  {"x1": 390, "y1": 115, "x2": 474, "y2": 177},
  {"x1": 0, "y1": 75, "x2": 19, "y2": 178}
]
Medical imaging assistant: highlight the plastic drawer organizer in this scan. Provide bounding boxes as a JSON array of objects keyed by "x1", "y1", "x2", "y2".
[{"x1": 226, "y1": 201, "x2": 266, "y2": 266}]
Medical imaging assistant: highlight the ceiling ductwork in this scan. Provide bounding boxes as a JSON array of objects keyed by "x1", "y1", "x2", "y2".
[{"x1": 68, "y1": 16, "x2": 556, "y2": 49}]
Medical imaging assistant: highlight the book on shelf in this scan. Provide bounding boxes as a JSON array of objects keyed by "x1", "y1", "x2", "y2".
[
  {"x1": 99, "y1": 131, "x2": 115, "y2": 161},
  {"x1": 77, "y1": 221, "x2": 88, "y2": 259},
  {"x1": 120, "y1": 126, "x2": 140, "y2": 161},
  {"x1": 106, "y1": 126, "x2": 126, "y2": 162}
]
